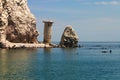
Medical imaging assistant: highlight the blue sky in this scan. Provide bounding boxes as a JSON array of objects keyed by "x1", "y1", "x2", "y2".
[{"x1": 28, "y1": 0, "x2": 120, "y2": 42}]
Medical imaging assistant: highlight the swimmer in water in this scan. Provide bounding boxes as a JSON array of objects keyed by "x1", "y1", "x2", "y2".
[{"x1": 110, "y1": 50, "x2": 112, "y2": 53}]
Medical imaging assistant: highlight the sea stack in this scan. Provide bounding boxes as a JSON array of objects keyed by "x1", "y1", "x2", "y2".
[
  {"x1": 0, "y1": 0, "x2": 39, "y2": 43},
  {"x1": 60, "y1": 25, "x2": 79, "y2": 47}
]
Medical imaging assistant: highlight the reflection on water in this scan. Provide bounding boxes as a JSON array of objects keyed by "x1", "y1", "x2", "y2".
[
  {"x1": 0, "y1": 43, "x2": 120, "y2": 80},
  {"x1": 0, "y1": 49, "x2": 38, "y2": 80},
  {"x1": 61, "y1": 48, "x2": 78, "y2": 53},
  {"x1": 0, "y1": 48, "x2": 80, "y2": 80},
  {"x1": 44, "y1": 48, "x2": 52, "y2": 53}
]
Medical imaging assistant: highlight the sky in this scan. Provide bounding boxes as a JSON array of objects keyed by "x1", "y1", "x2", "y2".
[{"x1": 28, "y1": 0, "x2": 120, "y2": 42}]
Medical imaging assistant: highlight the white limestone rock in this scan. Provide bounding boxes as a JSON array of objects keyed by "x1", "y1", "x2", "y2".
[{"x1": 0, "y1": 0, "x2": 39, "y2": 43}]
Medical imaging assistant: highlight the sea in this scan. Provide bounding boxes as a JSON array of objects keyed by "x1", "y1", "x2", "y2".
[{"x1": 0, "y1": 42, "x2": 120, "y2": 80}]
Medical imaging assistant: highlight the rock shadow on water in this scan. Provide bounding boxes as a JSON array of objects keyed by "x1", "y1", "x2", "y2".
[
  {"x1": 44, "y1": 48, "x2": 52, "y2": 54},
  {"x1": 61, "y1": 48, "x2": 79, "y2": 55}
]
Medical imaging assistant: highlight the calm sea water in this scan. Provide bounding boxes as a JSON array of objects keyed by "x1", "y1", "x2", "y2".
[{"x1": 1, "y1": 42, "x2": 120, "y2": 80}]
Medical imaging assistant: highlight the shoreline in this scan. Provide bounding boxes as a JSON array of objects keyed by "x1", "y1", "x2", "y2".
[{"x1": 0, "y1": 41, "x2": 56, "y2": 49}]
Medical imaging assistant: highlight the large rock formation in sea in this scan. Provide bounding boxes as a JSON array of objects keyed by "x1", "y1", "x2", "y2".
[
  {"x1": 0, "y1": 0, "x2": 39, "y2": 43},
  {"x1": 60, "y1": 26, "x2": 79, "y2": 47}
]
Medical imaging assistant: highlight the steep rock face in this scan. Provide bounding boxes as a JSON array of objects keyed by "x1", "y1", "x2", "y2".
[
  {"x1": 0, "y1": 0, "x2": 39, "y2": 43},
  {"x1": 60, "y1": 26, "x2": 79, "y2": 47}
]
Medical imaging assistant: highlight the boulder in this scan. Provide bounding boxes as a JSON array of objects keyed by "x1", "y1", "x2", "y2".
[
  {"x1": 0, "y1": 0, "x2": 39, "y2": 43},
  {"x1": 60, "y1": 26, "x2": 79, "y2": 47}
]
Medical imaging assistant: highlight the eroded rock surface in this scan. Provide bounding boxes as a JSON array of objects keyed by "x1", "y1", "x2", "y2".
[
  {"x1": 0, "y1": 0, "x2": 39, "y2": 43},
  {"x1": 60, "y1": 26, "x2": 79, "y2": 47}
]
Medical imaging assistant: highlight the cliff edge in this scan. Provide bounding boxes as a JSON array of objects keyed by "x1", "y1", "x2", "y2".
[{"x1": 0, "y1": 0, "x2": 39, "y2": 43}]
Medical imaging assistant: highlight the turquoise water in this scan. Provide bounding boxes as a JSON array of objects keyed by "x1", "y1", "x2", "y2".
[{"x1": 0, "y1": 42, "x2": 120, "y2": 80}]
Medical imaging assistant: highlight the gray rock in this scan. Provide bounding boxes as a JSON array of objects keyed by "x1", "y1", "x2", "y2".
[
  {"x1": 0, "y1": 0, "x2": 39, "y2": 43},
  {"x1": 60, "y1": 25, "x2": 79, "y2": 47}
]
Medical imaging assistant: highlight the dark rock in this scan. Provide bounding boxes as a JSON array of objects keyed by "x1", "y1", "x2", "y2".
[
  {"x1": 60, "y1": 26, "x2": 79, "y2": 47},
  {"x1": 101, "y1": 50, "x2": 108, "y2": 53}
]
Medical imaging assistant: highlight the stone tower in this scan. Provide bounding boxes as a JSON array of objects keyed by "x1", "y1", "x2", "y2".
[{"x1": 43, "y1": 20, "x2": 53, "y2": 44}]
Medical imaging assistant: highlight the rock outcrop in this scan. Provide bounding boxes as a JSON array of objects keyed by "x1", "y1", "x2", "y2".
[
  {"x1": 0, "y1": 0, "x2": 39, "y2": 43},
  {"x1": 60, "y1": 26, "x2": 79, "y2": 47}
]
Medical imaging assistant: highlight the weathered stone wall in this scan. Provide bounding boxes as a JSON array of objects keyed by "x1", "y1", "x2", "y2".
[{"x1": 0, "y1": 0, "x2": 39, "y2": 43}]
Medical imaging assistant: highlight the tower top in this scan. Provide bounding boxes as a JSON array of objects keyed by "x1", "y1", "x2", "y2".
[{"x1": 43, "y1": 20, "x2": 54, "y2": 23}]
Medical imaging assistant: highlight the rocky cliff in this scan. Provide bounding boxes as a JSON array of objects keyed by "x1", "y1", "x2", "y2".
[{"x1": 0, "y1": 0, "x2": 39, "y2": 43}]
